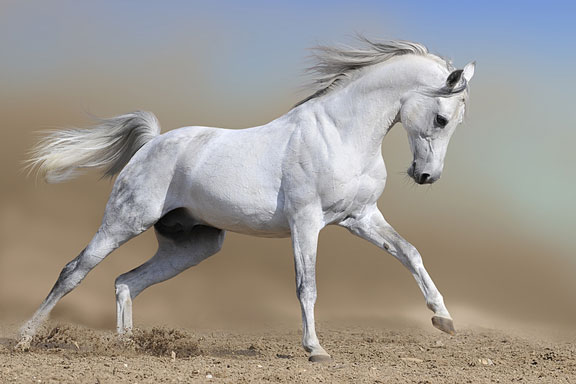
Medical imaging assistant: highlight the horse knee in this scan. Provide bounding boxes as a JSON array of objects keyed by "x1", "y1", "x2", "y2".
[{"x1": 296, "y1": 278, "x2": 317, "y2": 302}]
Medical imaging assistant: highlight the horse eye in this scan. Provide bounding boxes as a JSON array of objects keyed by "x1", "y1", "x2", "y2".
[{"x1": 435, "y1": 114, "x2": 448, "y2": 128}]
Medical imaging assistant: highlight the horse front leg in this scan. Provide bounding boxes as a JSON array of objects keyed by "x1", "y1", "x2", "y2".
[
  {"x1": 290, "y1": 214, "x2": 331, "y2": 362},
  {"x1": 340, "y1": 206, "x2": 454, "y2": 334}
]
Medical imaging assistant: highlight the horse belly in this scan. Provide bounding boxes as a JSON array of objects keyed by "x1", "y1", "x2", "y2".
[
  {"x1": 181, "y1": 165, "x2": 291, "y2": 238},
  {"x1": 189, "y1": 192, "x2": 291, "y2": 237}
]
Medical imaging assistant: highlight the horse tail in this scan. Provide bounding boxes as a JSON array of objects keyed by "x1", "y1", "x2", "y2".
[{"x1": 27, "y1": 111, "x2": 161, "y2": 183}]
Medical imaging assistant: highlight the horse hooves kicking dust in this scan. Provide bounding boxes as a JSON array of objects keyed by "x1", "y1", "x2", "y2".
[{"x1": 20, "y1": 36, "x2": 474, "y2": 360}]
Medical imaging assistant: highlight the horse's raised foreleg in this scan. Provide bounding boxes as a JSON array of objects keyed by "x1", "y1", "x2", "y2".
[
  {"x1": 290, "y1": 214, "x2": 331, "y2": 362},
  {"x1": 340, "y1": 206, "x2": 454, "y2": 334},
  {"x1": 115, "y1": 225, "x2": 225, "y2": 334}
]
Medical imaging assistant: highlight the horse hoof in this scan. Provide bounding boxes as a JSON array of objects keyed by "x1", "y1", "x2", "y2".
[
  {"x1": 432, "y1": 316, "x2": 456, "y2": 335},
  {"x1": 14, "y1": 335, "x2": 32, "y2": 352},
  {"x1": 309, "y1": 354, "x2": 332, "y2": 363}
]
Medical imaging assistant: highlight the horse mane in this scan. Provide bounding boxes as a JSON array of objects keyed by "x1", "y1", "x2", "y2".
[{"x1": 295, "y1": 36, "x2": 459, "y2": 108}]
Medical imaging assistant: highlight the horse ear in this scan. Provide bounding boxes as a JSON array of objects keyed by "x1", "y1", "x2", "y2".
[
  {"x1": 446, "y1": 69, "x2": 464, "y2": 88},
  {"x1": 463, "y1": 61, "x2": 476, "y2": 82}
]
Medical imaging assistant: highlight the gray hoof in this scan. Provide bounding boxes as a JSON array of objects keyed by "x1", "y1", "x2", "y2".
[
  {"x1": 432, "y1": 316, "x2": 456, "y2": 335},
  {"x1": 309, "y1": 354, "x2": 332, "y2": 363}
]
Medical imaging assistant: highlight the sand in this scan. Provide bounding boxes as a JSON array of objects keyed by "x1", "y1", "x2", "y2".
[{"x1": 1, "y1": 319, "x2": 575, "y2": 383}]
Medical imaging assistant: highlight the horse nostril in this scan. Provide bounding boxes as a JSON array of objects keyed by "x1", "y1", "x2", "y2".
[{"x1": 419, "y1": 173, "x2": 431, "y2": 184}]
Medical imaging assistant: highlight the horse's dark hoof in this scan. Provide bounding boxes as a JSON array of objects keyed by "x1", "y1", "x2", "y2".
[
  {"x1": 432, "y1": 316, "x2": 456, "y2": 335},
  {"x1": 309, "y1": 354, "x2": 332, "y2": 363}
]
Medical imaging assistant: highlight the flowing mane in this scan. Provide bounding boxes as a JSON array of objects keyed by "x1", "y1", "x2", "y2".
[{"x1": 296, "y1": 36, "x2": 461, "y2": 107}]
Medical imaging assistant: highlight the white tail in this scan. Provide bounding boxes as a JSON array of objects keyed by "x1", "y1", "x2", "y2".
[{"x1": 27, "y1": 111, "x2": 161, "y2": 183}]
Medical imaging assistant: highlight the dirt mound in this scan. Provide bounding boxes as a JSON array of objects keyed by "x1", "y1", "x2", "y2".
[
  {"x1": 28, "y1": 323, "x2": 199, "y2": 358},
  {"x1": 131, "y1": 327, "x2": 200, "y2": 358}
]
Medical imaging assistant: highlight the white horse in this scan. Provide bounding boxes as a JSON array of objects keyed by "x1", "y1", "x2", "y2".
[{"x1": 19, "y1": 37, "x2": 475, "y2": 361}]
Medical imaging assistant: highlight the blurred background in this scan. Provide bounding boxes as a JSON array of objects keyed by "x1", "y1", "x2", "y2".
[{"x1": 1, "y1": 1, "x2": 575, "y2": 332}]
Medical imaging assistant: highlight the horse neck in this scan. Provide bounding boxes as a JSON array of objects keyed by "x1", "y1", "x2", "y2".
[
  {"x1": 302, "y1": 68, "x2": 404, "y2": 155},
  {"x1": 297, "y1": 55, "x2": 442, "y2": 156}
]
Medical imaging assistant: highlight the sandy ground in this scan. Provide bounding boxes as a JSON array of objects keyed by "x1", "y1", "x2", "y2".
[
  {"x1": 1, "y1": 318, "x2": 576, "y2": 384},
  {"x1": 2, "y1": 78, "x2": 576, "y2": 384}
]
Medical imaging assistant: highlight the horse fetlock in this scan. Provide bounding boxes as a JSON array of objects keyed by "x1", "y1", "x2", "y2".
[
  {"x1": 425, "y1": 294, "x2": 447, "y2": 313},
  {"x1": 302, "y1": 337, "x2": 323, "y2": 352}
]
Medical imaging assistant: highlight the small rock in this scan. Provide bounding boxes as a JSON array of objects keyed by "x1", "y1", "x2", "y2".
[
  {"x1": 206, "y1": 374, "x2": 213, "y2": 379},
  {"x1": 257, "y1": 364, "x2": 263, "y2": 368},
  {"x1": 401, "y1": 357, "x2": 424, "y2": 363},
  {"x1": 123, "y1": 363, "x2": 128, "y2": 368},
  {"x1": 478, "y1": 358, "x2": 494, "y2": 366},
  {"x1": 171, "y1": 351, "x2": 176, "y2": 361},
  {"x1": 434, "y1": 340, "x2": 444, "y2": 348}
]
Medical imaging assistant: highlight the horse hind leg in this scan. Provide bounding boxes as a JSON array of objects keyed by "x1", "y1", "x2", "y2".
[
  {"x1": 15, "y1": 229, "x2": 135, "y2": 350},
  {"x1": 16, "y1": 187, "x2": 164, "y2": 349},
  {"x1": 115, "y1": 209, "x2": 225, "y2": 335}
]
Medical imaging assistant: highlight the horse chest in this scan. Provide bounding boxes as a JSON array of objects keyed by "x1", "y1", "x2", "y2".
[{"x1": 320, "y1": 163, "x2": 387, "y2": 219}]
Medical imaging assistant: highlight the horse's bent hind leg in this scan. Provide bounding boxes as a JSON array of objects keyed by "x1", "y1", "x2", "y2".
[
  {"x1": 16, "y1": 226, "x2": 148, "y2": 350},
  {"x1": 115, "y1": 211, "x2": 225, "y2": 334},
  {"x1": 17, "y1": 182, "x2": 164, "y2": 349},
  {"x1": 340, "y1": 206, "x2": 454, "y2": 335}
]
